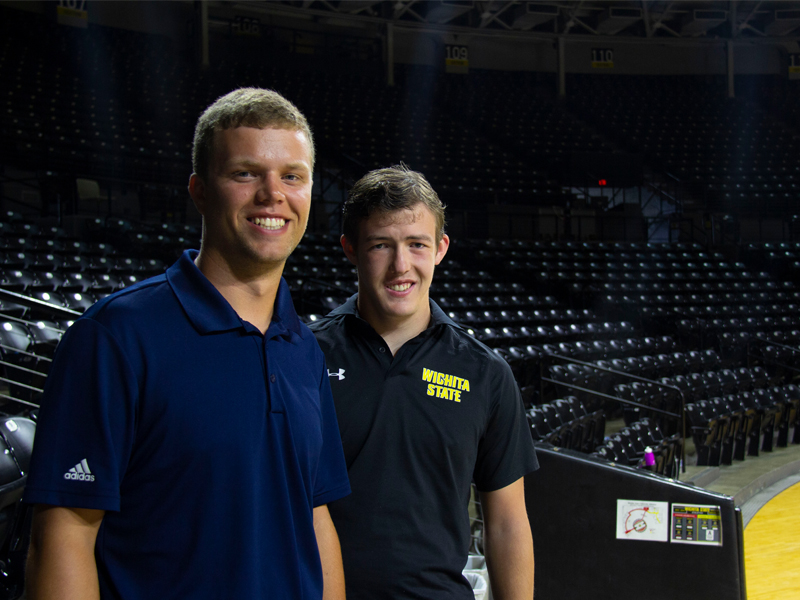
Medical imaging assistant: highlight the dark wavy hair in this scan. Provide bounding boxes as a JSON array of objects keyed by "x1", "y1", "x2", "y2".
[{"x1": 343, "y1": 164, "x2": 446, "y2": 246}]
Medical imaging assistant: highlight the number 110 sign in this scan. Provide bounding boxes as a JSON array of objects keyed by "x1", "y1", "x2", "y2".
[{"x1": 591, "y1": 48, "x2": 614, "y2": 69}]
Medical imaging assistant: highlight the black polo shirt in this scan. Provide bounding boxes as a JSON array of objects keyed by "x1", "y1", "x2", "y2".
[{"x1": 310, "y1": 295, "x2": 538, "y2": 600}]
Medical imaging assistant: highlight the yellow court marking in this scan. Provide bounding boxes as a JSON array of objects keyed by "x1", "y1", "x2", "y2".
[{"x1": 745, "y1": 481, "x2": 800, "y2": 600}]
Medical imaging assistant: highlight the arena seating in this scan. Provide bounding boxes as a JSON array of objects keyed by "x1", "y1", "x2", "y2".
[
  {"x1": 0, "y1": 6, "x2": 582, "y2": 211},
  {"x1": 2, "y1": 215, "x2": 798, "y2": 489},
  {"x1": 566, "y1": 74, "x2": 800, "y2": 216},
  {"x1": 3, "y1": 5, "x2": 800, "y2": 231},
  {"x1": 528, "y1": 396, "x2": 606, "y2": 453},
  {"x1": 4, "y1": 7, "x2": 800, "y2": 600}
]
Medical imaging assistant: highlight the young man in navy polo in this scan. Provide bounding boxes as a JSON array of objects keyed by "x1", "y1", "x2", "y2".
[
  {"x1": 24, "y1": 88, "x2": 350, "y2": 600},
  {"x1": 310, "y1": 165, "x2": 538, "y2": 599}
]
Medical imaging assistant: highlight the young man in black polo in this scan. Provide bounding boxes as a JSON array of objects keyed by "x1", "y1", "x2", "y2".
[{"x1": 310, "y1": 164, "x2": 538, "y2": 599}]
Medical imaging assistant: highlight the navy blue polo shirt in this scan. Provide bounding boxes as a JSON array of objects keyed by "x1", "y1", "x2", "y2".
[
  {"x1": 311, "y1": 296, "x2": 538, "y2": 600},
  {"x1": 25, "y1": 250, "x2": 350, "y2": 600}
]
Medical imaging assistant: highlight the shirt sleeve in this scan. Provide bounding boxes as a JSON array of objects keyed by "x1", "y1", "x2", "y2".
[
  {"x1": 23, "y1": 318, "x2": 138, "y2": 511},
  {"x1": 473, "y1": 358, "x2": 539, "y2": 492},
  {"x1": 311, "y1": 355, "x2": 351, "y2": 507}
]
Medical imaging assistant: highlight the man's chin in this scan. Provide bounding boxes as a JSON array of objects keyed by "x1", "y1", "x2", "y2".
[{"x1": 379, "y1": 299, "x2": 420, "y2": 320}]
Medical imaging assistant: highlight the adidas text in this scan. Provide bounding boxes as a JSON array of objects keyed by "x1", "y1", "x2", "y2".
[
  {"x1": 64, "y1": 472, "x2": 95, "y2": 482},
  {"x1": 64, "y1": 459, "x2": 95, "y2": 482}
]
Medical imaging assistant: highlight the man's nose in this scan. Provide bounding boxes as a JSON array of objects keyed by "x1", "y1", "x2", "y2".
[
  {"x1": 392, "y1": 247, "x2": 410, "y2": 273},
  {"x1": 256, "y1": 173, "x2": 284, "y2": 204}
]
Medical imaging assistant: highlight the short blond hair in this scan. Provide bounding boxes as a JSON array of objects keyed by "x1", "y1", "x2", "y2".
[{"x1": 192, "y1": 87, "x2": 314, "y2": 179}]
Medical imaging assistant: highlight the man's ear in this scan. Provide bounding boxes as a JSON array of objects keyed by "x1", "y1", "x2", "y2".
[
  {"x1": 341, "y1": 235, "x2": 358, "y2": 266},
  {"x1": 434, "y1": 233, "x2": 450, "y2": 266},
  {"x1": 188, "y1": 173, "x2": 206, "y2": 216}
]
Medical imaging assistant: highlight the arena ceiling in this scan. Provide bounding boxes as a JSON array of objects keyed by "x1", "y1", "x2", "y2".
[{"x1": 223, "y1": 1, "x2": 800, "y2": 42}]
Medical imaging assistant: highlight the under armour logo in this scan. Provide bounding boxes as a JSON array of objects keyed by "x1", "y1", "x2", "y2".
[{"x1": 327, "y1": 368, "x2": 346, "y2": 380}]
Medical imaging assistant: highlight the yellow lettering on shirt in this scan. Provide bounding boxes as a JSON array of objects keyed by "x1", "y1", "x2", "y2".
[{"x1": 420, "y1": 368, "x2": 469, "y2": 403}]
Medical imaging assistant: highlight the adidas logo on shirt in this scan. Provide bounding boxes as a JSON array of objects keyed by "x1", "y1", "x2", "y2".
[{"x1": 63, "y1": 459, "x2": 95, "y2": 482}]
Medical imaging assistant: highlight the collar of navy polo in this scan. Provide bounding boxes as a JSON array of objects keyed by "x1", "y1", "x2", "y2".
[{"x1": 166, "y1": 249, "x2": 303, "y2": 340}]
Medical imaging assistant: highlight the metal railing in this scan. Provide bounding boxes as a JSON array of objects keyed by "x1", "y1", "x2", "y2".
[
  {"x1": 749, "y1": 335, "x2": 800, "y2": 375},
  {"x1": 0, "y1": 288, "x2": 80, "y2": 412},
  {"x1": 540, "y1": 352, "x2": 687, "y2": 477}
]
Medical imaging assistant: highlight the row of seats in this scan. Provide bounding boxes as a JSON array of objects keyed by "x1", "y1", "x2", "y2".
[
  {"x1": 531, "y1": 269, "x2": 770, "y2": 285},
  {"x1": 496, "y1": 336, "x2": 680, "y2": 393},
  {"x1": 467, "y1": 247, "x2": 724, "y2": 263},
  {"x1": 600, "y1": 281, "x2": 799, "y2": 298},
  {"x1": 540, "y1": 336, "x2": 679, "y2": 359},
  {"x1": 455, "y1": 239, "x2": 704, "y2": 253},
  {"x1": 0, "y1": 319, "x2": 65, "y2": 358},
  {"x1": 447, "y1": 307, "x2": 595, "y2": 327},
  {"x1": 548, "y1": 349, "x2": 721, "y2": 393},
  {"x1": 613, "y1": 364, "x2": 769, "y2": 404},
  {"x1": 527, "y1": 396, "x2": 605, "y2": 454},
  {"x1": 553, "y1": 352, "x2": 721, "y2": 393},
  {"x1": 616, "y1": 296, "x2": 800, "y2": 316},
  {"x1": 611, "y1": 367, "x2": 772, "y2": 433},
  {"x1": 686, "y1": 384, "x2": 800, "y2": 465},
  {"x1": 591, "y1": 418, "x2": 683, "y2": 479},
  {"x1": 1, "y1": 270, "x2": 140, "y2": 298},
  {"x1": 0, "y1": 253, "x2": 165, "y2": 274},
  {"x1": 0, "y1": 319, "x2": 63, "y2": 407},
  {"x1": 600, "y1": 292, "x2": 800, "y2": 319},
  {"x1": 533, "y1": 259, "x2": 754, "y2": 274},
  {"x1": 467, "y1": 321, "x2": 638, "y2": 348}
]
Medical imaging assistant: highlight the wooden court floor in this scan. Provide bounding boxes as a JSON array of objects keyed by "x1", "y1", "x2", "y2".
[{"x1": 744, "y1": 481, "x2": 800, "y2": 599}]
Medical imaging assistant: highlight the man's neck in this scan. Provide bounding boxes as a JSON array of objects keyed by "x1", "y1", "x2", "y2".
[
  {"x1": 358, "y1": 298, "x2": 432, "y2": 356},
  {"x1": 195, "y1": 250, "x2": 284, "y2": 334}
]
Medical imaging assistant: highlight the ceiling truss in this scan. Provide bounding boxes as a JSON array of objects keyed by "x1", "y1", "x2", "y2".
[{"x1": 227, "y1": 1, "x2": 800, "y2": 42}]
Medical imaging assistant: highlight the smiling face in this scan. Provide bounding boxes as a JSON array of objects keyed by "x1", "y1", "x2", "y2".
[
  {"x1": 189, "y1": 126, "x2": 312, "y2": 279},
  {"x1": 343, "y1": 203, "x2": 449, "y2": 337}
]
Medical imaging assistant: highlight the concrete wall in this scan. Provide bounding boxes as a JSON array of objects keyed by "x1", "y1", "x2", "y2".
[
  {"x1": 393, "y1": 27, "x2": 788, "y2": 76},
  {"x1": 0, "y1": 0, "x2": 192, "y2": 45}
]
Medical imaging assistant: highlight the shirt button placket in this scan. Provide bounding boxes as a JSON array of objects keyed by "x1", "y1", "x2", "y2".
[{"x1": 263, "y1": 336, "x2": 273, "y2": 413}]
